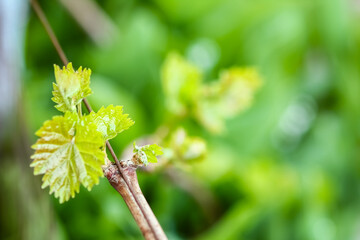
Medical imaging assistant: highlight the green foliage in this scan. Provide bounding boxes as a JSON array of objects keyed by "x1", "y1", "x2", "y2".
[
  {"x1": 161, "y1": 53, "x2": 262, "y2": 133},
  {"x1": 30, "y1": 112, "x2": 105, "y2": 203},
  {"x1": 132, "y1": 142, "x2": 163, "y2": 166},
  {"x1": 84, "y1": 105, "x2": 134, "y2": 140},
  {"x1": 30, "y1": 63, "x2": 138, "y2": 203},
  {"x1": 161, "y1": 52, "x2": 202, "y2": 116},
  {"x1": 22, "y1": 0, "x2": 360, "y2": 238},
  {"x1": 52, "y1": 63, "x2": 92, "y2": 113},
  {"x1": 196, "y1": 67, "x2": 262, "y2": 132}
]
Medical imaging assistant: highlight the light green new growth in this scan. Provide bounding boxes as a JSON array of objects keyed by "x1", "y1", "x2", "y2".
[
  {"x1": 84, "y1": 105, "x2": 134, "y2": 140},
  {"x1": 30, "y1": 63, "x2": 142, "y2": 203},
  {"x1": 132, "y1": 142, "x2": 163, "y2": 166},
  {"x1": 161, "y1": 52, "x2": 202, "y2": 115},
  {"x1": 30, "y1": 112, "x2": 105, "y2": 203},
  {"x1": 161, "y1": 53, "x2": 262, "y2": 133},
  {"x1": 52, "y1": 63, "x2": 92, "y2": 112},
  {"x1": 196, "y1": 67, "x2": 262, "y2": 133}
]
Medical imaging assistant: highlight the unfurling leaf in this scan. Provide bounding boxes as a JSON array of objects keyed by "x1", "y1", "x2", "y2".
[
  {"x1": 161, "y1": 52, "x2": 202, "y2": 115},
  {"x1": 30, "y1": 112, "x2": 105, "y2": 203},
  {"x1": 214, "y1": 67, "x2": 262, "y2": 116},
  {"x1": 84, "y1": 105, "x2": 134, "y2": 140},
  {"x1": 161, "y1": 53, "x2": 262, "y2": 134},
  {"x1": 196, "y1": 67, "x2": 262, "y2": 133},
  {"x1": 52, "y1": 63, "x2": 92, "y2": 113},
  {"x1": 132, "y1": 142, "x2": 163, "y2": 166}
]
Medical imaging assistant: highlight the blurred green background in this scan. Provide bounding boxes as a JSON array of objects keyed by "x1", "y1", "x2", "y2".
[{"x1": 1, "y1": 0, "x2": 360, "y2": 239}]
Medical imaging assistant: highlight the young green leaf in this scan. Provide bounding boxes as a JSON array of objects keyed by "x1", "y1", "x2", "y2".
[
  {"x1": 52, "y1": 63, "x2": 92, "y2": 113},
  {"x1": 30, "y1": 112, "x2": 105, "y2": 203},
  {"x1": 214, "y1": 67, "x2": 262, "y2": 117},
  {"x1": 195, "y1": 67, "x2": 262, "y2": 133},
  {"x1": 84, "y1": 105, "x2": 134, "y2": 140},
  {"x1": 161, "y1": 52, "x2": 202, "y2": 115},
  {"x1": 132, "y1": 142, "x2": 163, "y2": 166}
]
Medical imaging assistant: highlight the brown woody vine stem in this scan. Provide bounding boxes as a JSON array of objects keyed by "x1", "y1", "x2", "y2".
[
  {"x1": 30, "y1": 0, "x2": 167, "y2": 239},
  {"x1": 103, "y1": 161, "x2": 154, "y2": 239}
]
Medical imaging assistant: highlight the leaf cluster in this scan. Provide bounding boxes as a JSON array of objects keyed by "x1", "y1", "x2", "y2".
[
  {"x1": 31, "y1": 63, "x2": 135, "y2": 203},
  {"x1": 161, "y1": 52, "x2": 262, "y2": 133}
]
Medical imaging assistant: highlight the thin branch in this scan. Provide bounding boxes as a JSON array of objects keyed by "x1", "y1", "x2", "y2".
[
  {"x1": 30, "y1": 0, "x2": 68, "y2": 65},
  {"x1": 83, "y1": 98, "x2": 93, "y2": 112},
  {"x1": 29, "y1": 1, "x2": 167, "y2": 239}
]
